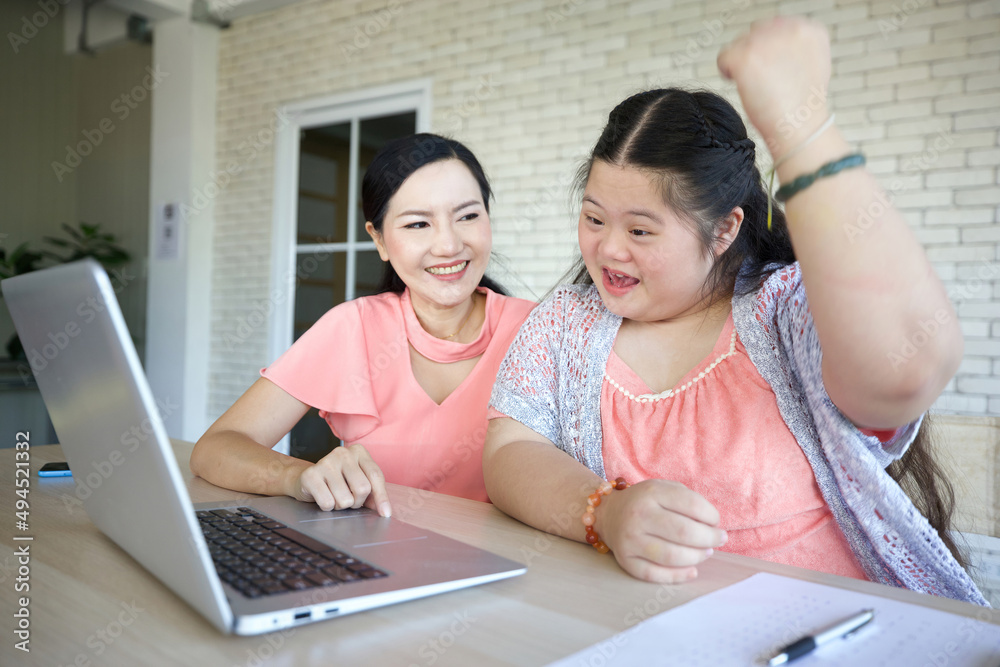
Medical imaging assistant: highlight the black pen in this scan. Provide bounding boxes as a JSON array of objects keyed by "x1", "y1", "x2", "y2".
[{"x1": 767, "y1": 609, "x2": 875, "y2": 666}]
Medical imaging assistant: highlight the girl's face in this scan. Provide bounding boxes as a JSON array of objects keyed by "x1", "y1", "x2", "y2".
[
  {"x1": 578, "y1": 161, "x2": 733, "y2": 324},
  {"x1": 367, "y1": 159, "x2": 491, "y2": 310}
]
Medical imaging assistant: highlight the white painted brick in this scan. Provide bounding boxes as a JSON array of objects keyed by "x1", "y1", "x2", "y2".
[
  {"x1": 862, "y1": 136, "x2": 928, "y2": 156},
  {"x1": 969, "y1": 0, "x2": 1000, "y2": 19},
  {"x1": 899, "y1": 41, "x2": 969, "y2": 64},
  {"x1": 928, "y1": 170, "x2": 996, "y2": 189},
  {"x1": 932, "y1": 54, "x2": 1000, "y2": 77},
  {"x1": 829, "y1": 73, "x2": 866, "y2": 92},
  {"x1": 969, "y1": 149, "x2": 1000, "y2": 168},
  {"x1": 627, "y1": 0, "x2": 676, "y2": 16},
  {"x1": 832, "y1": 40, "x2": 866, "y2": 59},
  {"x1": 837, "y1": 50, "x2": 899, "y2": 74},
  {"x1": 892, "y1": 190, "x2": 953, "y2": 209},
  {"x1": 866, "y1": 155, "x2": 898, "y2": 174},
  {"x1": 969, "y1": 35, "x2": 1000, "y2": 56},
  {"x1": 963, "y1": 226, "x2": 1000, "y2": 243},
  {"x1": 933, "y1": 393, "x2": 989, "y2": 413},
  {"x1": 967, "y1": 72, "x2": 1000, "y2": 93},
  {"x1": 935, "y1": 92, "x2": 1000, "y2": 114},
  {"x1": 933, "y1": 18, "x2": 1000, "y2": 41},
  {"x1": 836, "y1": 17, "x2": 884, "y2": 40},
  {"x1": 958, "y1": 377, "x2": 1000, "y2": 395},
  {"x1": 896, "y1": 78, "x2": 963, "y2": 102},
  {"x1": 869, "y1": 100, "x2": 933, "y2": 122},
  {"x1": 866, "y1": 63, "x2": 929, "y2": 87},
  {"x1": 915, "y1": 227, "x2": 960, "y2": 244},
  {"x1": 815, "y1": 5, "x2": 870, "y2": 24},
  {"x1": 928, "y1": 244, "x2": 996, "y2": 262},
  {"x1": 955, "y1": 109, "x2": 1000, "y2": 131},
  {"x1": 832, "y1": 87, "x2": 895, "y2": 107},
  {"x1": 886, "y1": 117, "x2": 953, "y2": 139},
  {"x1": 956, "y1": 188, "x2": 1000, "y2": 207},
  {"x1": 866, "y1": 27, "x2": 931, "y2": 52},
  {"x1": 926, "y1": 209, "x2": 997, "y2": 225},
  {"x1": 841, "y1": 124, "x2": 886, "y2": 142},
  {"x1": 960, "y1": 356, "x2": 993, "y2": 374}
]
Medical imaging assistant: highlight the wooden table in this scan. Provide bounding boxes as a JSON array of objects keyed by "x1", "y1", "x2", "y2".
[{"x1": 2, "y1": 441, "x2": 997, "y2": 666}]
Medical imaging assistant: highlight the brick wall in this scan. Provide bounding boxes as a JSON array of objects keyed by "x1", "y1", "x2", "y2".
[{"x1": 208, "y1": 0, "x2": 1000, "y2": 419}]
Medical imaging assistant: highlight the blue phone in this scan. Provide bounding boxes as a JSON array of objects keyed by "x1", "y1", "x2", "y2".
[{"x1": 38, "y1": 461, "x2": 72, "y2": 477}]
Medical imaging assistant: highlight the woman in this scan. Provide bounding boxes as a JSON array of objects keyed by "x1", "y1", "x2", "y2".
[
  {"x1": 191, "y1": 134, "x2": 534, "y2": 515},
  {"x1": 483, "y1": 17, "x2": 985, "y2": 605}
]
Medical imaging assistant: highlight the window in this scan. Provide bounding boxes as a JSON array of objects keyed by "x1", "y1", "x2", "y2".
[{"x1": 270, "y1": 81, "x2": 430, "y2": 458}]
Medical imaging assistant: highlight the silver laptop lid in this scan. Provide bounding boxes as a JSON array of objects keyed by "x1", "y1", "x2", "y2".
[{"x1": 2, "y1": 259, "x2": 233, "y2": 632}]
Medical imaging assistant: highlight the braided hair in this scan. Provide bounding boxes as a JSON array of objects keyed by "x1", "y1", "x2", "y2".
[
  {"x1": 569, "y1": 88, "x2": 966, "y2": 570},
  {"x1": 574, "y1": 88, "x2": 795, "y2": 299}
]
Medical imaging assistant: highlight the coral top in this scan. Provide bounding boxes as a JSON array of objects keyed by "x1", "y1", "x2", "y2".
[
  {"x1": 600, "y1": 313, "x2": 870, "y2": 580},
  {"x1": 261, "y1": 287, "x2": 534, "y2": 502}
]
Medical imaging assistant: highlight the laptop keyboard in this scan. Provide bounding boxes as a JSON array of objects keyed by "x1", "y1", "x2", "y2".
[{"x1": 197, "y1": 507, "x2": 388, "y2": 599}]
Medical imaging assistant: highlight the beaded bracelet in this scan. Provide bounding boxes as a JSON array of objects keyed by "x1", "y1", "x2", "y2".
[
  {"x1": 775, "y1": 153, "x2": 866, "y2": 203},
  {"x1": 582, "y1": 477, "x2": 629, "y2": 554}
]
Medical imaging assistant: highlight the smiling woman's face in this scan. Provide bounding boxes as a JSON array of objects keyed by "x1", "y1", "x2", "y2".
[
  {"x1": 578, "y1": 160, "x2": 717, "y2": 324},
  {"x1": 367, "y1": 159, "x2": 491, "y2": 311}
]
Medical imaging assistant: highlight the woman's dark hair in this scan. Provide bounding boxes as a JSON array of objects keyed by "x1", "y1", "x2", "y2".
[
  {"x1": 569, "y1": 88, "x2": 966, "y2": 568},
  {"x1": 567, "y1": 88, "x2": 795, "y2": 297},
  {"x1": 361, "y1": 133, "x2": 508, "y2": 296}
]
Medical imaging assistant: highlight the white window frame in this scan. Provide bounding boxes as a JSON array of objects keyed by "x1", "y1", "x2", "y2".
[{"x1": 269, "y1": 79, "x2": 431, "y2": 454}]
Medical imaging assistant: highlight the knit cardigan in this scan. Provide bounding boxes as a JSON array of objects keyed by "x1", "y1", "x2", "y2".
[{"x1": 490, "y1": 262, "x2": 987, "y2": 605}]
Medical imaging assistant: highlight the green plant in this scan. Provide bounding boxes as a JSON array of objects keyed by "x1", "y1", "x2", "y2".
[
  {"x1": 41, "y1": 222, "x2": 131, "y2": 269},
  {"x1": 0, "y1": 242, "x2": 45, "y2": 281},
  {"x1": 1, "y1": 222, "x2": 131, "y2": 360}
]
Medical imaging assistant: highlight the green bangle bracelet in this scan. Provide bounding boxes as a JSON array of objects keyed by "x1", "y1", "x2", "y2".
[{"x1": 774, "y1": 153, "x2": 866, "y2": 202}]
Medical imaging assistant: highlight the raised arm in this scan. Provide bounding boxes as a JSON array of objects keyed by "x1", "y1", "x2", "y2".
[
  {"x1": 718, "y1": 17, "x2": 963, "y2": 429},
  {"x1": 190, "y1": 377, "x2": 391, "y2": 516}
]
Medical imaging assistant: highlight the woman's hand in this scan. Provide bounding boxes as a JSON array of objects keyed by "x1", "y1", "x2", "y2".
[
  {"x1": 290, "y1": 444, "x2": 392, "y2": 518},
  {"x1": 599, "y1": 480, "x2": 727, "y2": 583},
  {"x1": 717, "y1": 16, "x2": 832, "y2": 162}
]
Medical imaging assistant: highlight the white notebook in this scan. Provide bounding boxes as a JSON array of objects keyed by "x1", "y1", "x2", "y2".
[{"x1": 548, "y1": 572, "x2": 1000, "y2": 666}]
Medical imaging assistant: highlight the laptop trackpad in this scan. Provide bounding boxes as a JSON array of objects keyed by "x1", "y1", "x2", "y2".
[{"x1": 247, "y1": 496, "x2": 429, "y2": 550}]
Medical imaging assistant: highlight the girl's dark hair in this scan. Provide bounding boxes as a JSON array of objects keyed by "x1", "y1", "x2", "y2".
[
  {"x1": 566, "y1": 88, "x2": 796, "y2": 295},
  {"x1": 570, "y1": 88, "x2": 966, "y2": 568},
  {"x1": 361, "y1": 133, "x2": 508, "y2": 296}
]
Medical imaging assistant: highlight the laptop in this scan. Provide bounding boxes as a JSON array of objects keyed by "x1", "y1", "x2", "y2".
[{"x1": 2, "y1": 259, "x2": 525, "y2": 636}]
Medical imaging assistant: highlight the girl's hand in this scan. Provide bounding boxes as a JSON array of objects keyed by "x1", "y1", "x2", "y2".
[
  {"x1": 599, "y1": 479, "x2": 728, "y2": 583},
  {"x1": 717, "y1": 16, "x2": 832, "y2": 162},
  {"x1": 290, "y1": 444, "x2": 392, "y2": 517}
]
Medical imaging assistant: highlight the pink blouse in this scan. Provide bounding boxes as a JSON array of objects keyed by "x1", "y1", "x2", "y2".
[
  {"x1": 261, "y1": 287, "x2": 534, "y2": 502},
  {"x1": 600, "y1": 314, "x2": 870, "y2": 580}
]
